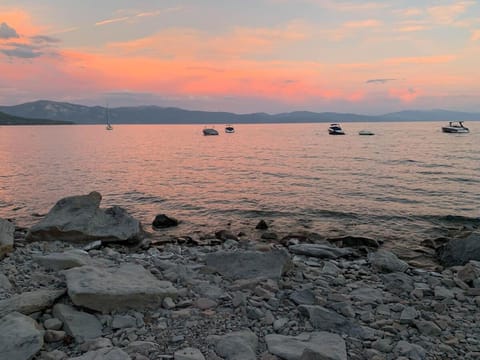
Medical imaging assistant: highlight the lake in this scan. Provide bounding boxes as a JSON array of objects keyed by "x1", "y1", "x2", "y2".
[{"x1": 1, "y1": 122, "x2": 479, "y2": 266}]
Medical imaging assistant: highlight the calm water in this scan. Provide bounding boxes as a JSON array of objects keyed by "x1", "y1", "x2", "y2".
[{"x1": 1, "y1": 122, "x2": 479, "y2": 264}]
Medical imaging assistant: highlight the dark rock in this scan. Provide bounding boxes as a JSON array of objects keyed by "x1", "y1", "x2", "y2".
[
  {"x1": 261, "y1": 232, "x2": 278, "y2": 241},
  {"x1": 215, "y1": 230, "x2": 238, "y2": 241},
  {"x1": 289, "y1": 244, "x2": 353, "y2": 259},
  {"x1": 256, "y1": 220, "x2": 269, "y2": 230},
  {"x1": 0, "y1": 312, "x2": 44, "y2": 360},
  {"x1": 437, "y1": 232, "x2": 480, "y2": 267},
  {"x1": 381, "y1": 272, "x2": 414, "y2": 295},
  {"x1": 0, "y1": 218, "x2": 15, "y2": 259},
  {"x1": 290, "y1": 289, "x2": 316, "y2": 305},
  {"x1": 329, "y1": 236, "x2": 379, "y2": 248},
  {"x1": 26, "y1": 192, "x2": 143, "y2": 244},
  {"x1": 152, "y1": 214, "x2": 179, "y2": 229}
]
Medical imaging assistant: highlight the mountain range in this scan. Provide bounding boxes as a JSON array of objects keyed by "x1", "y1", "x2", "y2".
[
  {"x1": 0, "y1": 109, "x2": 73, "y2": 125},
  {"x1": 1, "y1": 100, "x2": 480, "y2": 125}
]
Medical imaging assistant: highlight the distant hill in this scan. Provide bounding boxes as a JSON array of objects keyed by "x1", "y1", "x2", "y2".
[
  {"x1": 0, "y1": 110, "x2": 73, "y2": 125},
  {"x1": 1, "y1": 100, "x2": 479, "y2": 124}
]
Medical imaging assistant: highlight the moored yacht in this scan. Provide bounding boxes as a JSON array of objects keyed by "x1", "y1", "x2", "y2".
[
  {"x1": 328, "y1": 123, "x2": 345, "y2": 135},
  {"x1": 225, "y1": 124, "x2": 235, "y2": 133},
  {"x1": 203, "y1": 127, "x2": 219, "y2": 136},
  {"x1": 442, "y1": 121, "x2": 469, "y2": 133}
]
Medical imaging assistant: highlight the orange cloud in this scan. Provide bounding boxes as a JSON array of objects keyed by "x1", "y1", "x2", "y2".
[
  {"x1": 472, "y1": 29, "x2": 480, "y2": 41},
  {"x1": 0, "y1": 8, "x2": 44, "y2": 36},
  {"x1": 388, "y1": 87, "x2": 419, "y2": 102},
  {"x1": 384, "y1": 55, "x2": 456, "y2": 65}
]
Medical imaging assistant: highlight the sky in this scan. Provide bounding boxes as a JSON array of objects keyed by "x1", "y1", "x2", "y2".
[{"x1": 1, "y1": 0, "x2": 479, "y2": 114}]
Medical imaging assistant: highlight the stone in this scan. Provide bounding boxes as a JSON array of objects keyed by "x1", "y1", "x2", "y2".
[
  {"x1": 44, "y1": 330, "x2": 66, "y2": 343},
  {"x1": 381, "y1": 272, "x2": 414, "y2": 295},
  {"x1": 43, "y1": 318, "x2": 63, "y2": 330},
  {"x1": 289, "y1": 289, "x2": 316, "y2": 305},
  {"x1": 204, "y1": 249, "x2": 291, "y2": 280},
  {"x1": 0, "y1": 273, "x2": 12, "y2": 290},
  {"x1": 399, "y1": 306, "x2": 418, "y2": 324},
  {"x1": 112, "y1": 314, "x2": 137, "y2": 329},
  {"x1": 215, "y1": 230, "x2": 238, "y2": 241},
  {"x1": 368, "y1": 250, "x2": 408, "y2": 273},
  {"x1": 216, "y1": 330, "x2": 258, "y2": 360},
  {"x1": 40, "y1": 350, "x2": 68, "y2": 360},
  {"x1": 0, "y1": 312, "x2": 43, "y2": 360},
  {"x1": 437, "y1": 232, "x2": 480, "y2": 267},
  {"x1": 0, "y1": 289, "x2": 66, "y2": 318},
  {"x1": 414, "y1": 320, "x2": 442, "y2": 336},
  {"x1": 64, "y1": 264, "x2": 177, "y2": 312},
  {"x1": 329, "y1": 235, "x2": 379, "y2": 248},
  {"x1": 152, "y1": 214, "x2": 179, "y2": 229},
  {"x1": 33, "y1": 249, "x2": 90, "y2": 270},
  {"x1": 434, "y1": 286, "x2": 454, "y2": 299},
  {"x1": 52, "y1": 304, "x2": 102, "y2": 342},
  {"x1": 289, "y1": 244, "x2": 353, "y2": 259},
  {"x1": 350, "y1": 287, "x2": 384, "y2": 304},
  {"x1": 256, "y1": 220, "x2": 269, "y2": 230},
  {"x1": 196, "y1": 297, "x2": 217, "y2": 310},
  {"x1": 298, "y1": 305, "x2": 364, "y2": 337},
  {"x1": 69, "y1": 347, "x2": 131, "y2": 360},
  {"x1": 265, "y1": 332, "x2": 347, "y2": 360},
  {"x1": 322, "y1": 262, "x2": 341, "y2": 276},
  {"x1": 457, "y1": 262, "x2": 480, "y2": 284},
  {"x1": 26, "y1": 192, "x2": 143, "y2": 244},
  {"x1": 394, "y1": 341, "x2": 426, "y2": 360},
  {"x1": 78, "y1": 338, "x2": 113, "y2": 352},
  {"x1": 162, "y1": 297, "x2": 176, "y2": 309},
  {"x1": 174, "y1": 347, "x2": 206, "y2": 360},
  {"x1": 124, "y1": 341, "x2": 159, "y2": 356},
  {"x1": 0, "y1": 218, "x2": 15, "y2": 259}
]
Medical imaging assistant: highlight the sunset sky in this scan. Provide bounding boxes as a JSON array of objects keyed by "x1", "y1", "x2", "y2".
[{"x1": 1, "y1": 0, "x2": 479, "y2": 114}]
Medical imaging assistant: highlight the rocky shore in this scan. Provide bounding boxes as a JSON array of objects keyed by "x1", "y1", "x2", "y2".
[{"x1": 1, "y1": 192, "x2": 479, "y2": 360}]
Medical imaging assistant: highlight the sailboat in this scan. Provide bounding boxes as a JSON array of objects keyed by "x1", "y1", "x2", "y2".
[{"x1": 105, "y1": 105, "x2": 113, "y2": 130}]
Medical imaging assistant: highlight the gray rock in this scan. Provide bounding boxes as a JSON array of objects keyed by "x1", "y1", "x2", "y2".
[
  {"x1": 368, "y1": 250, "x2": 408, "y2": 273},
  {"x1": 437, "y1": 232, "x2": 480, "y2": 266},
  {"x1": 350, "y1": 287, "x2": 384, "y2": 304},
  {"x1": 34, "y1": 249, "x2": 90, "y2": 270},
  {"x1": 216, "y1": 330, "x2": 258, "y2": 360},
  {"x1": 0, "y1": 289, "x2": 66, "y2": 318},
  {"x1": 265, "y1": 332, "x2": 347, "y2": 360},
  {"x1": 112, "y1": 314, "x2": 137, "y2": 329},
  {"x1": 174, "y1": 347, "x2": 206, "y2": 360},
  {"x1": 69, "y1": 347, "x2": 131, "y2": 360},
  {"x1": 0, "y1": 273, "x2": 12, "y2": 290},
  {"x1": 123, "y1": 341, "x2": 159, "y2": 356},
  {"x1": 290, "y1": 289, "x2": 316, "y2": 305},
  {"x1": 289, "y1": 244, "x2": 353, "y2": 259},
  {"x1": 44, "y1": 330, "x2": 66, "y2": 343},
  {"x1": 399, "y1": 306, "x2": 418, "y2": 324},
  {"x1": 414, "y1": 320, "x2": 442, "y2": 336},
  {"x1": 204, "y1": 249, "x2": 291, "y2": 280},
  {"x1": 43, "y1": 317, "x2": 63, "y2": 330},
  {"x1": 0, "y1": 312, "x2": 43, "y2": 360},
  {"x1": 394, "y1": 341, "x2": 426, "y2": 360},
  {"x1": 381, "y1": 272, "x2": 414, "y2": 295},
  {"x1": 52, "y1": 304, "x2": 102, "y2": 342},
  {"x1": 0, "y1": 218, "x2": 14, "y2": 259},
  {"x1": 434, "y1": 286, "x2": 454, "y2": 299},
  {"x1": 64, "y1": 264, "x2": 177, "y2": 312},
  {"x1": 321, "y1": 262, "x2": 341, "y2": 276},
  {"x1": 456, "y1": 261, "x2": 480, "y2": 284},
  {"x1": 40, "y1": 350, "x2": 68, "y2": 360},
  {"x1": 78, "y1": 337, "x2": 113, "y2": 352},
  {"x1": 26, "y1": 191, "x2": 143, "y2": 244},
  {"x1": 298, "y1": 305, "x2": 364, "y2": 337}
]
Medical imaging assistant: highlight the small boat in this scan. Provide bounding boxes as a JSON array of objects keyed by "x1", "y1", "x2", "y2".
[
  {"x1": 225, "y1": 124, "x2": 235, "y2": 133},
  {"x1": 203, "y1": 127, "x2": 219, "y2": 136},
  {"x1": 105, "y1": 104, "x2": 113, "y2": 130},
  {"x1": 328, "y1": 123, "x2": 345, "y2": 135},
  {"x1": 442, "y1": 121, "x2": 469, "y2": 133},
  {"x1": 359, "y1": 130, "x2": 375, "y2": 136}
]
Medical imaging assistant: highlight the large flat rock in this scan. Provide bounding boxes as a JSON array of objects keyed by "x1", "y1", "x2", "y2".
[
  {"x1": 266, "y1": 332, "x2": 347, "y2": 360},
  {"x1": 34, "y1": 249, "x2": 91, "y2": 271},
  {"x1": 437, "y1": 232, "x2": 480, "y2": 267},
  {"x1": 64, "y1": 264, "x2": 178, "y2": 312},
  {"x1": 0, "y1": 312, "x2": 44, "y2": 360},
  {"x1": 0, "y1": 289, "x2": 66, "y2": 318},
  {"x1": 204, "y1": 249, "x2": 291, "y2": 280},
  {"x1": 26, "y1": 191, "x2": 143, "y2": 244},
  {"x1": 0, "y1": 218, "x2": 15, "y2": 259},
  {"x1": 288, "y1": 244, "x2": 353, "y2": 259}
]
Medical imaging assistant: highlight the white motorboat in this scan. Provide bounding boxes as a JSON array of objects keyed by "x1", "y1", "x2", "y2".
[
  {"x1": 328, "y1": 123, "x2": 345, "y2": 135},
  {"x1": 358, "y1": 130, "x2": 375, "y2": 135},
  {"x1": 442, "y1": 121, "x2": 469, "y2": 133},
  {"x1": 225, "y1": 124, "x2": 235, "y2": 133},
  {"x1": 203, "y1": 127, "x2": 219, "y2": 136}
]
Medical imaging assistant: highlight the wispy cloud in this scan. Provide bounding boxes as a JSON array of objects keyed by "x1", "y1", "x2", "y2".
[
  {"x1": 30, "y1": 35, "x2": 60, "y2": 44},
  {"x1": 344, "y1": 19, "x2": 382, "y2": 28},
  {"x1": 385, "y1": 55, "x2": 456, "y2": 65},
  {"x1": 0, "y1": 22, "x2": 19, "y2": 39},
  {"x1": 95, "y1": 16, "x2": 130, "y2": 27},
  {"x1": 427, "y1": 1, "x2": 475, "y2": 25},
  {"x1": 1, "y1": 43, "x2": 42, "y2": 58},
  {"x1": 366, "y1": 78, "x2": 397, "y2": 84},
  {"x1": 47, "y1": 27, "x2": 79, "y2": 35}
]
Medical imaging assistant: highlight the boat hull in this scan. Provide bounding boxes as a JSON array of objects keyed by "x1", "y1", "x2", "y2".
[
  {"x1": 328, "y1": 130, "x2": 345, "y2": 135},
  {"x1": 442, "y1": 127, "x2": 469, "y2": 133},
  {"x1": 203, "y1": 128, "x2": 219, "y2": 136}
]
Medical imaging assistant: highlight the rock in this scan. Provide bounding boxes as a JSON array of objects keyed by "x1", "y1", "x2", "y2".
[
  {"x1": 26, "y1": 192, "x2": 143, "y2": 244},
  {"x1": 64, "y1": 264, "x2": 177, "y2": 312},
  {"x1": 123, "y1": 341, "x2": 159, "y2": 356},
  {"x1": 44, "y1": 330, "x2": 66, "y2": 343},
  {"x1": 216, "y1": 330, "x2": 258, "y2": 360},
  {"x1": 34, "y1": 249, "x2": 90, "y2": 270},
  {"x1": 329, "y1": 235, "x2": 379, "y2": 248},
  {"x1": 288, "y1": 244, "x2": 353, "y2": 259},
  {"x1": 152, "y1": 214, "x2": 179, "y2": 229},
  {"x1": 0, "y1": 218, "x2": 15, "y2": 259},
  {"x1": 69, "y1": 347, "x2": 131, "y2": 360},
  {"x1": 434, "y1": 286, "x2": 454, "y2": 299},
  {"x1": 437, "y1": 232, "x2": 480, "y2": 267},
  {"x1": 112, "y1": 314, "x2": 137, "y2": 329},
  {"x1": 290, "y1": 289, "x2": 316, "y2": 305},
  {"x1": 261, "y1": 232, "x2": 279, "y2": 241},
  {"x1": 0, "y1": 289, "x2": 66, "y2": 318},
  {"x1": 265, "y1": 332, "x2": 347, "y2": 360},
  {"x1": 78, "y1": 338, "x2": 113, "y2": 352},
  {"x1": 414, "y1": 320, "x2": 442, "y2": 336},
  {"x1": 174, "y1": 347, "x2": 206, "y2": 360},
  {"x1": 0, "y1": 312, "x2": 44, "y2": 360},
  {"x1": 368, "y1": 250, "x2": 408, "y2": 273},
  {"x1": 394, "y1": 341, "x2": 426, "y2": 360},
  {"x1": 40, "y1": 350, "x2": 68, "y2": 360},
  {"x1": 298, "y1": 305, "x2": 364, "y2": 337},
  {"x1": 350, "y1": 287, "x2": 384, "y2": 304},
  {"x1": 215, "y1": 230, "x2": 238, "y2": 241},
  {"x1": 43, "y1": 318, "x2": 63, "y2": 330},
  {"x1": 204, "y1": 249, "x2": 291, "y2": 280},
  {"x1": 256, "y1": 220, "x2": 269, "y2": 230},
  {"x1": 0, "y1": 273, "x2": 12, "y2": 290},
  {"x1": 399, "y1": 306, "x2": 418, "y2": 324},
  {"x1": 52, "y1": 304, "x2": 102, "y2": 342},
  {"x1": 457, "y1": 261, "x2": 480, "y2": 284},
  {"x1": 381, "y1": 272, "x2": 414, "y2": 295},
  {"x1": 195, "y1": 297, "x2": 217, "y2": 310},
  {"x1": 322, "y1": 262, "x2": 341, "y2": 276}
]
